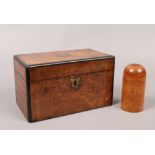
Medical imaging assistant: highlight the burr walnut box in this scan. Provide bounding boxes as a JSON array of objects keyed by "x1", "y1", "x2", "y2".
[{"x1": 14, "y1": 49, "x2": 115, "y2": 122}]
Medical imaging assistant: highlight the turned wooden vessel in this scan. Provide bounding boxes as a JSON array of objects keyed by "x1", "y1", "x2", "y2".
[
  {"x1": 14, "y1": 49, "x2": 115, "y2": 122},
  {"x1": 121, "y1": 64, "x2": 146, "y2": 112}
]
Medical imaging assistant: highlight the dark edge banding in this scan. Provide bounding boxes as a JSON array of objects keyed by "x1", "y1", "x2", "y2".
[
  {"x1": 111, "y1": 57, "x2": 115, "y2": 105},
  {"x1": 14, "y1": 55, "x2": 32, "y2": 122},
  {"x1": 25, "y1": 67, "x2": 32, "y2": 123}
]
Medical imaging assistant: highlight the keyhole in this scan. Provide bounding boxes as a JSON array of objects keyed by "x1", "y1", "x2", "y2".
[
  {"x1": 74, "y1": 80, "x2": 77, "y2": 86},
  {"x1": 71, "y1": 76, "x2": 80, "y2": 89}
]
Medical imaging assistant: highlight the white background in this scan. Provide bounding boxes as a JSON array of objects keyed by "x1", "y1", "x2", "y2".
[
  {"x1": 0, "y1": 0, "x2": 155, "y2": 155},
  {"x1": 0, "y1": 24, "x2": 154, "y2": 130}
]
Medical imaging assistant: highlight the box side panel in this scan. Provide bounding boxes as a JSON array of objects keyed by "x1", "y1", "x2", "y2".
[
  {"x1": 30, "y1": 58, "x2": 114, "y2": 82},
  {"x1": 30, "y1": 59, "x2": 114, "y2": 122},
  {"x1": 14, "y1": 58, "x2": 26, "y2": 80},
  {"x1": 14, "y1": 59, "x2": 28, "y2": 119}
]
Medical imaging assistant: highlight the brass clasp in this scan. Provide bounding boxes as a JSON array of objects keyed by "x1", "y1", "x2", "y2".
[{"x1": 71, "y1": 76, "x2": 80, "y2": 90}]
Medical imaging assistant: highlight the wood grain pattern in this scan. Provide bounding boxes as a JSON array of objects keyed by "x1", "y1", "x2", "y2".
[
  {"x1": 121, "y1": 64, "x2": 146, "y2": 112},
  {"x1": 14, "y1": 59, "x2": 28, "y2": 118},
  {"x1": 14, "y1": 58, "x2": 26, "y2": 80},
  {"x1": 30, "y1": 58, "x2": 114, "y2": 82},
  {"x1": 14, "y1": 49, "x2": 115, "y2": 122},
  {"x1": 16, "y1": 49, "x2": 111, "y2": 66},
  {"x1": 30, "y1": 70, "x2": 114, "y2": 121}
]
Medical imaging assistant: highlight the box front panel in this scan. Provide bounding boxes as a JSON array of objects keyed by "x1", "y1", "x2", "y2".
[
  {"x1": 30, "y1": 70, "x2": 114, "y2": 122},
  {"x1": 30, "y1": 58, "x2": 114, "y2": 82}
]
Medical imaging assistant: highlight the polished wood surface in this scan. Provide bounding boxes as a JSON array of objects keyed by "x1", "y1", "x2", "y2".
[
  {"x1": 14, "y1": 49, "x2": 115, "y2": 122},
  {"x1": 121, "y1": 64, "x2": 146, "y2": 112},
  {"x1": 30, "y1": 58, "x2": 114, "y2": 82},
  {"x1": 14, "y1": 59, "x2": 28, "y2": 118},
  {"x1": 14, "y1": 59, "x2": 26, "y2": 80},
  {"x1": 30, "y1": 61, "x2": 114, "y2": 122},
  {"x1": 16, "y1": 49, "x2": 111, "y2": 66}
]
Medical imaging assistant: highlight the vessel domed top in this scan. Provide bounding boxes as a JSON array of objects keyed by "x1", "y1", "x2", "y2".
[{"x1": 124, "y1": 64, "x2": 146, "y2": 77}]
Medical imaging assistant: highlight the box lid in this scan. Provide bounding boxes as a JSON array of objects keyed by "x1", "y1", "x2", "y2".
[{"x1": 15, "y1": 49, "x2": 114, "y2": 67}]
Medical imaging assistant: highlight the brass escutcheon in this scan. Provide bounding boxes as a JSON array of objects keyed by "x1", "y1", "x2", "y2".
[{"x1": 71, "y1": 76, "x2": 80, "y2": 90}]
